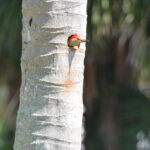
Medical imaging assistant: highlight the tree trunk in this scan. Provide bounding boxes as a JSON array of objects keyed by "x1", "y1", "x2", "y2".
[{"x1": 14, "y1": 0, "x2": 87, "y2": 149}]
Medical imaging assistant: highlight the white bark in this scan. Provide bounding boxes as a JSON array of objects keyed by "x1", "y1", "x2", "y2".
[{"x1": 14, "y1": 0, "x2": 87, "y2": 150}]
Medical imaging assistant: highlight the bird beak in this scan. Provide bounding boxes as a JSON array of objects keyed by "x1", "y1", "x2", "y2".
[{"x1": 81, "y1": 39, "x2": 89, "y2": 43}]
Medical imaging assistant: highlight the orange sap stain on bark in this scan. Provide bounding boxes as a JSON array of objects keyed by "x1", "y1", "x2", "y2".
[
  {"x1": 64, "y1": 78, "x2": 74, "y2": 90},
  {"x1": 64, "y1": 67, "x2": 75, "y2": 91}
]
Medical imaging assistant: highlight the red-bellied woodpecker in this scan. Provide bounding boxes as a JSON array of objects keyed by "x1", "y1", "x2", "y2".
[{"x1": 67, "y1": 33, "x2": 87, "y2": 50}]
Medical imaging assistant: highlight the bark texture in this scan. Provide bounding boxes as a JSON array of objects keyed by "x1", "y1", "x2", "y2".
[{"x1": 14, "y1": 0, "x2": 87, "y2": 149}]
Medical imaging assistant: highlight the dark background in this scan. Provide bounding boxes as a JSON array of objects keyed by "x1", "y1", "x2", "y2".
[{"x1": 0, "y1": 0, "x2": 150, "y2": 150}]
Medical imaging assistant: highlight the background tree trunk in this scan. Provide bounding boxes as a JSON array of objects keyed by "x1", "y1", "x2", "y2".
[{"x1": 14, "y1": 0, "x2": 87, "y2": 149}]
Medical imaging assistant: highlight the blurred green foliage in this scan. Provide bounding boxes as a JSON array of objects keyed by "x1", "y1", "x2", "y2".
[
  {"x1": 84, "y1": 0, "x2": 150, "y2": 150},
  {"x1": 0, "y1": 0, "x2": 21, "y2": 150},
  {"x1": 0, "y1": 0, "x2": 21, "y2": 72}
]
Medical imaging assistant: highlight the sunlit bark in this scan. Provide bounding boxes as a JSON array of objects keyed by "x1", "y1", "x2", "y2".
[{"x1": 14, "y1": 0, "x2": 87, "y2": 149}]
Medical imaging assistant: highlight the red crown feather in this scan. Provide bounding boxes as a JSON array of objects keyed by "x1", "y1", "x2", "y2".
[{"x1": 68, "y1": 33, "x2": 79, "y2": 42}]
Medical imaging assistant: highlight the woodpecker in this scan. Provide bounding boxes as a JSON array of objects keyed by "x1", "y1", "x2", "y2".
[{"x1": 67, "y1": 33, "x2": 87, "y2": 50}]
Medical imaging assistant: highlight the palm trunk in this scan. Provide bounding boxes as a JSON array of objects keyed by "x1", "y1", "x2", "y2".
[{"x1": 14, "y1": 0, "x2": 87, "y2": 149}]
